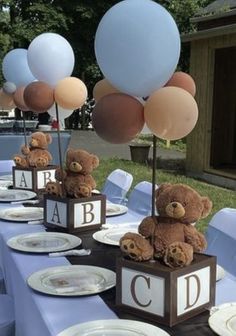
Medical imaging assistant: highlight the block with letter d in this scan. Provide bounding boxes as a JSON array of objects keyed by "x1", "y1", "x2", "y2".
[
  {"x1": 13, "y1": 166, "x2": 57, "y2": 192},
  {"x1": 116, "y1": 253, "x2": 216, "y2": 326},
  {"x1": 44, "y1": 194, "x2": 106, "y2": 233}
]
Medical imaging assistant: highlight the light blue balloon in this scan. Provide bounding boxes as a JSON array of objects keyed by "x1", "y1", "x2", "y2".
[
  {"x1": 2, "y1": 48, "x2": 36, "y2": 87},
  {"x1": 95, "y1": 0, "x2": 181, "y2": 97}
]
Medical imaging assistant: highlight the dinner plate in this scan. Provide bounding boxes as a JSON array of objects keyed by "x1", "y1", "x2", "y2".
[
  {"x1": 0, "y1": 207, "x2": 43, "y2": 222},
  {"x1": 216, "y1": 264, "x2": 226, "y2": 282},
  {"x1": 57, "y1": 319, "x2": 170, "y2": 336},
  {"x1": 27, "y1": 265, "x2": 116, "y2": 296},
  {"x1": 7, "y1": 232, "x2": 82, "y2": 253},
  {"x1": 106, "y1": 203, "x2": 128, "y2": 217},
  {"x1": 209, "y1": 302, "x2": 236, "y2": 336},
  {"x1": 0, "y1": 180, "x2": 12, "y2": 190},
  {"x1": 0, "y1": 174, "x2": 13, "y2": 181},
  {"x1": 93, "y1": 227, "x2": 138, "y2": 246},
  {"x1": 0, "y1": 189, "x2": 36, "y2": 202}
]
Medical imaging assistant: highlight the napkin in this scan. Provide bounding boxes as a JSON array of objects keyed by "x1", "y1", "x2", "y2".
[{"x1": 49, "y1": 249, "x2": 91, "y2": 257}]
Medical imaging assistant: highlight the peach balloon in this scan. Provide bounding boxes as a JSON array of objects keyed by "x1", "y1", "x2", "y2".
[
  {"x1": 13, "y1": 87, "x2": 29, "y2": 111},
  {"x1": 54, "y1": 77, "x2": 88, "y2": 110},
  {"x1": 165, "y1": 71, "x2": 196, "y2": 97},
  {"x1": 144, "y1": 86, "x2": 198, "y2": 141},
  {"x1": 93, "y1": 78, "x2": 119, "y2": 101},
  {"x1": 24, "y1": 81, "x2": 54, "y2": 113},
  {"x1": 0, "y1": 89, "x2": 16, "y2": 109}
]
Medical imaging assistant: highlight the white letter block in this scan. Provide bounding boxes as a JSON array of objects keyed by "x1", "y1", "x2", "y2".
[
  {"x1": 14, "y1": 170, "x2": 33, "y2": 189},
  {"x1": 74, "y1": 200, "x2": 102, "y2": 227},
  {"x1": 46, "y1": 200, "x2": 67, "y2": 228},
  {"x1": 37, "y1": 169, "x2": 56, "y2": 189}
]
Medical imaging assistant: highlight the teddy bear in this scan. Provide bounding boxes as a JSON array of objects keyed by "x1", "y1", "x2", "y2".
[
  {"x1": 13, "y1": 131, "x2": 52, "y2": 168},
  {"x1": 54, "y1": 148, "x2": 99, "y2": 198},
  {"x1": 45, "y1": 181, "x2": 63, "y2": 197},
  {"x1": 120, "y1": 183, "x2": 212, "y2": 268}
]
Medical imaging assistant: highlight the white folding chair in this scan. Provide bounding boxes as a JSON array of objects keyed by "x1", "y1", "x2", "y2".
[
  {"x1": 0, "y1": 294, "x2": 15, "y2": 336},
  {"x1": 102, "y1": 169, "x2": 133, "y2": 205},
  {"x1": 0, "y1": 160, "x2": 14, "y2": 174},
  {"x1": 205, "y1": 207, "x2": 236, "y2": 276},
  {"x1": 107, "y1": 181, "x2": 158, "y2": 225}
]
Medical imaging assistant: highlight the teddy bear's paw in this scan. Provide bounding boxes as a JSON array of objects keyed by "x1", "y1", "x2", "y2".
[
  {"x1": 35, "y1": 157, "x2": 48, "y2": 167},
  {"x1": 74, "y1": 184, "x2": 91, "y2": 198},
  {"x1": 164, "y1": 242, "x2": 193, "y2": 268},
  {"x1": 120, "y1": 232, "x2": 153, "y2": 261}
]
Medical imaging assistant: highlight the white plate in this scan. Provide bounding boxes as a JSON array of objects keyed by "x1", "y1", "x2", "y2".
[
  {"x1": 216, "y1": 264, "x2": 226, "y2": 282},
  {"x1": 106, "y1": 203, "x2": 128, "y2": 217},
  {"x1": 57, "y1": 319, "x2": 170, "y2": 336},
  {"x1": 0, "y1": 207, "x2": 43, "y2": 222},
  {"x1": 209, "y1": 302, "x2": 236, "y2": 336},
  {"x1": 27, "y1": 265, "x2": 116, "y2": 296},
  {"x1": 93, "y1": 227, "x2": 138, "y2": 246},
  {"x1": 0, "y1": 189, "x2": 36, "y2": 202},
  {"x1": 0, "y1": 180, "x2": 12, "y2": 190},
  {"x1": 7, "y1": 232, "x2": 82, "y2": 253},
  {"x1": 0, "y1": 174, "x2": 13, "y2": 181}
]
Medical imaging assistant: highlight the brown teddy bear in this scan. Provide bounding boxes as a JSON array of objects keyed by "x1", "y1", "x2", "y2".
[
  {"x1": 120, "y1": 183, "x2": 212, "y2": 268},
  {"x1": 54, "y1": 148, "x2": 99, "y2": 198},
  {"x1": 13, "y1": 131, "x2": 52, "y2": 168}
]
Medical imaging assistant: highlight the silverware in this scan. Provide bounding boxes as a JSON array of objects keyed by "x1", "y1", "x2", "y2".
[
  {"x1": 11, "y1": 200, "x2": 39, "y2": 205},
  {"x1": 48, "y1": 249, "x2": 91, "y2": 257},
  {"x1": 27, "y1": 220, "x2": 44, "y2": 225}
]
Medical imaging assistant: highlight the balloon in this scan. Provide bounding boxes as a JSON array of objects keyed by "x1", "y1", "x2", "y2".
[
  {"x1": 54, "y1": 77, "x2": 87, "y2": 110},
  {"x1": 48, "y1": 104, "x2": 73, "y2": 119},
  {"x1": 165, "y1": 71, "x2": 196, "y2": 96},
  {"x1": 93, "y1": 78, "x2": 120, "y2": 101},
  {"x1": 24, "y1": 81, "x2": 54, "y2": 113},
  {"x1": 3, "y1": 82, "x2": 17, "y2": 95},
  {"x1": 13, "y1": 87, "x2": 29, "y2": 111},
  {"x1": 0, "y1": 89, "x2": 16, "y2": 109},
  {"x1": 144, "y1": 87, "x2": 198, "y2": 140},
  {"x1": 2, "y1": 48, "x2": 36, "y2": 87},
  {"x1": 92, "y1": 93, "x2": 144, "y2": 144},
  {"x1": 27, "y1": 33, "x2": 75, "y2": 87},
  {"x1": 95, "y1": 0, "x2": 180, "y2": 97}
]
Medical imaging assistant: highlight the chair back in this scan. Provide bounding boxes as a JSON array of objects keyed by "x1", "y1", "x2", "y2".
[
  {"x1": 127, "y1": 181, "x2": 157, "y2": 216},
  {"x1": 0, "y1": 160, "x2": 15, "y2": 174},
  {"x1": 205, "y1": 207, "x2": 236, "y2": 276},
  {"x1": 102, "y1": 169, "x2": 133, "y2": 204}
]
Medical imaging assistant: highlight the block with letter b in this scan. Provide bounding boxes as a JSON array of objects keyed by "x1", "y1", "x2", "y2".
[
  {"x1": 13, "y1": 166, "x2": 57, "y2": 192},
  {"x1": 44, "y1": 194, "x2": 106, "y2": 233},
  {"x1": 116, "y1": 253, "x2": 216, "y2": 326}
]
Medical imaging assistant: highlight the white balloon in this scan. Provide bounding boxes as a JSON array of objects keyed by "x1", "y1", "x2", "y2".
[
  {"x1": 2, "y1": 49, "x2": 36, "y2": 87},
  {"x1": 95, "y1": 0, "x2": 180, "y2": 97},
  {"x1": 48, "y1": 104, "x2": 73, "y2": 119},
  {"x1": 28, "y1": 33, "x2": 75, "y2": 87},
  {"x1": 3, "y1": 82, "x2": 17, "y2": 95}
]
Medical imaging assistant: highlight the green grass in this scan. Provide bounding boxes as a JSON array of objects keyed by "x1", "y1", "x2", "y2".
[{"x1": 94, "y1": 158, "x2": 236, "y2": 233}]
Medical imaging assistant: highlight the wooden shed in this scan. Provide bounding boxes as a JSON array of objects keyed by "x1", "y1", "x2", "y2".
[{"x1": 182, "y1": 0, "x2": 236, "y2": 190}]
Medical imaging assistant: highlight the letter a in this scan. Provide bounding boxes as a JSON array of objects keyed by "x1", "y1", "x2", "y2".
[
  {"x1": 19, "y1": 172, "x2": 27, "y2": 187},
  {"x1": 51, "y1": 202, "x2": 61, "y2": 224}
]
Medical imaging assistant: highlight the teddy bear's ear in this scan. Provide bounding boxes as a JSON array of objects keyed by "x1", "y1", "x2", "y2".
[
  {"x1": 201, "y1": 196, "x2": 212, "y2": 218},
  {"x1": 66, "y1": 148, "x2": 75, "y2": 158},
  {"x1": 155, "y1": 183, "x2": 172, "y2": 197},
  {"x1": 91, "y1": 155, "x2": 99, "y2": 168},
  {"x1": 46, "y1": 134, "x2": 52, "y2": 144}
]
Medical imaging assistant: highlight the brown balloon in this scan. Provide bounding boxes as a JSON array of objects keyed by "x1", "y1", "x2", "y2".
[
  {"x1": 0, "y1": 89, "x2": 16, "y2": 109},
  {"x1": 92, "y1": 93, "x2": 144, "y2": 144},
  {"x1": 24, "y1": 81, "x2": 54, "y2": 113},
  {"x1": 165, "y1": 71, "x2": 196, "y2": 97},
  {"x1": 13, "y1": 87, "x2": 29, "y2": 111}
]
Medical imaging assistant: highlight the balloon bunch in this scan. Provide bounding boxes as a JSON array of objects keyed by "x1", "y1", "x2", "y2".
[
  {"x1": 1, "y1": 33, "x2": 87, "y2": 126},
  {"x1": 92, "y1": 0, "x2": 198, "y2": 143}
]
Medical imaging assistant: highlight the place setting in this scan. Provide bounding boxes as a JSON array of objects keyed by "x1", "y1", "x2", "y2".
[
  {"x1": 0, "y1": 189, "x2": 37, "y2": 203},
  {"x1": 0, "y1": 180, "x2": 13, "y2": 190},
  {"x1": 93, "y1": 226, "x2": 138, "y2": 246},
  {"x1": 0, "y1": 207, "x2": 43, "y2": 224},
  {"x1": 208, "y1": 302, "x2": 236, "y2": 336},
  {"x1": 106, "y1": 202, "x2": 128, "y2": 217}
]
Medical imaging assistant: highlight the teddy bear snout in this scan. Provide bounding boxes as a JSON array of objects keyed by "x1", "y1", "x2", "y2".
[
  {"x1": 166, "y1": 202, "x2": 185, "y2": 219},
  {"x1": 69, "y1": 162, "x2": 82, "y2": 172}
]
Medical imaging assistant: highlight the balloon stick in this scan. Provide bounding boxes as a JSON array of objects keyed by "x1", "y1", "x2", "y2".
[
  {"x1": 21, "y1": 111, "x2": 27, "y2": 146},
  {"x1": 55, "y1": 103, "x2": 66, "y2": 197},
  {"x1": 151, "y1": 135, "x2": 157, "y2": 218}
]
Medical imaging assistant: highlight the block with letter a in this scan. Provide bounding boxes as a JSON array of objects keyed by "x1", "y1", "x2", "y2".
[
  {"x1": 116, "y1": 254, "x2": 216, "y2": 326},
  {"x1": 44, "y1": 194, "x2": 106, "y2": 233},
  {"x1": 13, "y1": 166, "x2": 56, "y2": 192}
]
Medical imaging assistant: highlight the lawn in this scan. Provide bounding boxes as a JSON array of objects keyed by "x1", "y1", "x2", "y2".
[{"x1": 93, "y1": 157, "x2": 236, "y2": 233}]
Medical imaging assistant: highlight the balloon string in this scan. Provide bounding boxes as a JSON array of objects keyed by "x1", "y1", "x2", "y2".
[
  {"x1": 151, "y1": 134, "x2": 157, "y2": 248},
  {"x1": 22, "y1": 111, "x2": 27, "y2": 146},
  {"x1": 55, "y1": 103, "x2": 66, "y2": 197}
]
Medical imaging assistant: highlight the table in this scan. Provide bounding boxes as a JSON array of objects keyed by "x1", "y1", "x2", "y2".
[
  {"x1": 0, "y1": 203, "x2": 235, "y2": 335},
  {"x1": 0, "y1": 132, "x2": 71, "y2": 165}
]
